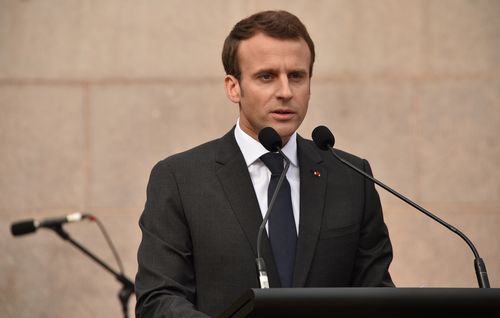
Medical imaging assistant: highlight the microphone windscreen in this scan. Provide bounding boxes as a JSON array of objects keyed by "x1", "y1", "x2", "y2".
[
  {"x1": 11, "y1": 220, "x2": 37, "y2": 236},
  {"x1": 312, "y1": 126, "x2": 335, "y2": 150},
  {"x1": 259, "y1": 127, "x2": 282, "y2": 152}
]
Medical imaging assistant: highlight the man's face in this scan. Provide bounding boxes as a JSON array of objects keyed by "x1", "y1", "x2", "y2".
[{"x1": 224, "y1": 33, "x2": 311, "y2": 145}]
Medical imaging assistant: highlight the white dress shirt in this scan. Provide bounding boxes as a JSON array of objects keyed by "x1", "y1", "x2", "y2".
[{"x1": 234, "y1": 120, "x2": 300, "y2": 234}]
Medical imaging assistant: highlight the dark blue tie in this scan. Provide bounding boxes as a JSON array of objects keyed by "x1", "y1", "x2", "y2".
[{"x1": 260, "y1": 152, "x2": 297, "y2": 287}]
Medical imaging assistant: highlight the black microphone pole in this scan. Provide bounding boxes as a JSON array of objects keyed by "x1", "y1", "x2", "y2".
[
  {"x1": 255, "y1": 127, "x2": 292, "y2": 289},
  {"x1": 312, "y1": 125, "x2": 490, "y2": 288},
  {"x1": 48, "y1": 225, "x2": 135, "y2": 317},
  {"x1": 256, "y1": 150, "x2": 290, "y2": 288}
]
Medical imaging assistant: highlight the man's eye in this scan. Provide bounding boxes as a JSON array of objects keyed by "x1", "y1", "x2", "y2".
[
  {"x1": 258, "y1": 73, "x2": 274, "y2": 81},
  {"x1": 289, "y1": 72, "x2": 305, "y2": 81}
]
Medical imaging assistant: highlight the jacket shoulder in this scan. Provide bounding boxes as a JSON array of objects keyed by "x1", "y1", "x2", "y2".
[{"x1": 152, "y1": 129, "x2": 237, "y2": 175}]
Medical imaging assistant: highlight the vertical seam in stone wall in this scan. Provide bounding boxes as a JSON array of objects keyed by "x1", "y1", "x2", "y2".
[
  {"x1": 414, "y1": 0, "x2": 431, "y2": 203},
  {"x1": 82, "y1": 83, "x2": 92, "y2": 212},
  {"x1": 422, "y1": 0, "x2": 431, "y2": 75},
  {"x1": 412, "y1": 79, "x2": 422, "y2": 203}
]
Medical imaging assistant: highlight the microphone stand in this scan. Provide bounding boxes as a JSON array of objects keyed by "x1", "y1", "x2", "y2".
[
  {"x1": 256, "y1": 150, "x2": 291, "y2": 288},
  {"x1": 49, "y1": 224, "x2": 134, "y2": 318}
]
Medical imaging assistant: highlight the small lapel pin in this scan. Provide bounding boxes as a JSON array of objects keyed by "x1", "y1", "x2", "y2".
[{"x1": 313, "y1": 170, "x2": 321, "y2": 177}]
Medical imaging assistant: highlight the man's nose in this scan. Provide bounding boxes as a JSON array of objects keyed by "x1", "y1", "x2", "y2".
[{"x1": 276, "y1": 76, "x2": 293, "y2": 100}]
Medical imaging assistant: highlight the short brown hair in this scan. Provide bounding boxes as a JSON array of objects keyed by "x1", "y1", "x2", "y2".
[{"x1": 222, "y1": 10, "x2": 315, "y2": 80}]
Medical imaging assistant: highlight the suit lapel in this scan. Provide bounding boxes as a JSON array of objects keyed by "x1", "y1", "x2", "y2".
[
  {"x1": 214, "y1": 129, "x2": 280, "y2": 287},
  {"x1": 293, "y1": 136, "x2": 327, "y2": 287}
]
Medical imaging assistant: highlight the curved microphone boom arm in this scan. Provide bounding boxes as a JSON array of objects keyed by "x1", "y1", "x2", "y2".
[{"x1": 312, "y1": 125, "x2": 490, "y2": 289}]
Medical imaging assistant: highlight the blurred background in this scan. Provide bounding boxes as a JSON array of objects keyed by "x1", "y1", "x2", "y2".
[{"x1": 1, "y1": 0, "x2": 499, "y2": 317}]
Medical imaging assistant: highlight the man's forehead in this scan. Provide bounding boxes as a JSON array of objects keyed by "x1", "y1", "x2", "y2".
[
  {"x1": 239, "y1": 33, "x2": 308, "y2": 52},
  {"x1": 237, "y1": 33, "x2": 311, "y2": 69}
]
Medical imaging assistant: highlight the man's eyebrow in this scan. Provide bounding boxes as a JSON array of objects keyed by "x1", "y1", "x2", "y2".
[
  {"x1": 252, "y1": 68, "x2": 277, "y2": 75},
  {"x1": 252, "y1": 67, "x2": 309, "y2": 75},
  {"x1": 289, "y1": 69, "x2": 308, "y2": 75}
]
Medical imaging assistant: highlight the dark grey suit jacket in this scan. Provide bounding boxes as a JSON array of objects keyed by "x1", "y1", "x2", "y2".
[{"x1": 135, "y1": 129, "x2": 393, "y2": 318}]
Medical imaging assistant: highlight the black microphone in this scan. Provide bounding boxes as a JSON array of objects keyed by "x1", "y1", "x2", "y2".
[
  {"x1": 311, "y1": 125, "x2": 490, "y2": 288},
  {"x1": 259, "y1": 127, "x2": 284, "y2": 152},
  {"x1": 11, "y1": 212, "x2": 90, "y2": 236},
  {"x1": 255, "y1": 127, "x2": 292, "y2": 289}
]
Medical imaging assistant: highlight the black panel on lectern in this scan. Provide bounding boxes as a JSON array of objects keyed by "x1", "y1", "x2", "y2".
[{"x1": 218, "y1": 288, "x2": 500, "y2": 318}]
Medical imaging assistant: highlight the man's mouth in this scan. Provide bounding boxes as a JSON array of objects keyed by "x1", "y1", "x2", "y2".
[
  {"x1": 271, "y1": 109, "x2": 295, "y2": 120},
  {"x1": 274, "y1": 109, "x2": 293, "y2": 114}
]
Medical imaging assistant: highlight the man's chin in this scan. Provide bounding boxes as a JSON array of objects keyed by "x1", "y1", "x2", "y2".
[{"x1": 273, "y1": 126, "x2": 297, "y2": 144}]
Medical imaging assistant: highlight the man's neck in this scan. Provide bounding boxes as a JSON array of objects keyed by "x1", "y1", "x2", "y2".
[{"x1": 234, "y1": 119, "x2": 298, "y2": 167}]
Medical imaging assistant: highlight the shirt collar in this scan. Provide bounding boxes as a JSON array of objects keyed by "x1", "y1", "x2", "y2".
[{"x1": 234, "y1": 119, "x2": 298, "y2": 167}]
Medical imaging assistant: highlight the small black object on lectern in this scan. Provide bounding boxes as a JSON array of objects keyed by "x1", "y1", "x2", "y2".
[{"x1": 218, "y1": 288, "x2": 500, "y2": 318}]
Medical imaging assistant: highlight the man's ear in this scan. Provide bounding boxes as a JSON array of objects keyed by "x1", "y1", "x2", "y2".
[{"x1": 224, "y1": 75, "x2": 241, "y2": 103}]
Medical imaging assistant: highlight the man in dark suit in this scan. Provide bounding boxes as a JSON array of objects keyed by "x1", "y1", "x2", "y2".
[{"x1": 135, "y1": 10, "x2": 393, "y2": 318}]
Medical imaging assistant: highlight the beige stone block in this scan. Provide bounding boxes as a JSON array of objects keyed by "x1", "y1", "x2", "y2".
[
  {"x1": 0, "y1": 86, "x2": 86, "y2": 211},
  {"x1": 417, "y1": 80, "x2": 500, "y2": 204},
  {"x1": 249, "y1": 0, "x2": 424, "y2": 76},
  {"x1": 1, "y1": 208, "x2": 138, "y2": 318},
  {"x1": 384, "y1": 202, "x2": 500, "y2": 287},
  {"x1": 299, "y1": 80, "x2": 419, "y2": 201},
  {"x1": 0, "y1": 0, "x2": 245, "y2": 79},
  {"x1": 427, "y1": 0, "x2": 500, "y2": 74},
  {"x1": 88, "y1": 82, "x2": 238, "y2": 209}
]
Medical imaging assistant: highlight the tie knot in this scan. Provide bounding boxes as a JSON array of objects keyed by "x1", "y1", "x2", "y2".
[{"x1": 260, "y1": 152, "x2": 284, "y2": 175}]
